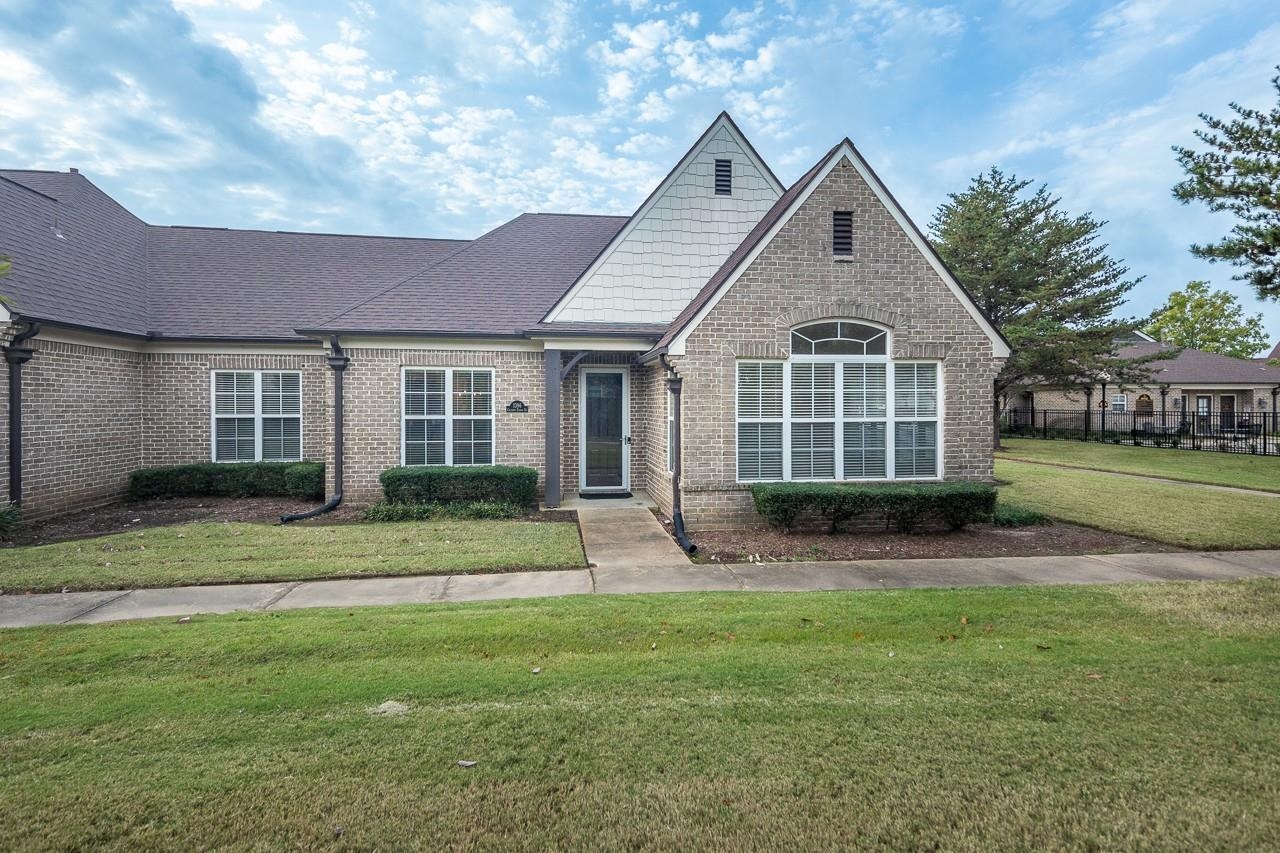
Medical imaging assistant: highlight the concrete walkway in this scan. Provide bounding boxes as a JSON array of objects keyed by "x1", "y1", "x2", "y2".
[{"x1": 2, "y1": 550, "x2": 1278, "y2": 629}]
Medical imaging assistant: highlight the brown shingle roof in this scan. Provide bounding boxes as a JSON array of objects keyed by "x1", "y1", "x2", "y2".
[
  {"x1": 146, "y1": 227, "x2": 466, "y2": 339},
  {"x1": 306, "y1": 213, "x2": 628, "y2": 336},
  {"x1": 1121, "y1": 342, "x2": 1280, "y2": 385},
  {"x1": 0, "y1": 169, "x2": 624, "y2": 341}
]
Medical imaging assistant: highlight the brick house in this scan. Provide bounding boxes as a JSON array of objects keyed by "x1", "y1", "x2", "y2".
[
  {"x1": 1, "y1": 113, "x2": 1009, "y2": 528},
  {"x1": 1013, "y1": 331, "x2": 1280, "y2": 432}
]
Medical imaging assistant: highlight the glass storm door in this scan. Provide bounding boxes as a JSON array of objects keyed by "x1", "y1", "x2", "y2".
[{"x1": 581, "y1": 369, "x2": 629, "y2": 491}]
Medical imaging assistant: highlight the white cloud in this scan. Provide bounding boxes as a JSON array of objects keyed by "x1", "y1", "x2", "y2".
[
  {"x1": 603, "y1": 70, "x2": 636, "y2": 103},
  {"x1": 264, "y1": 19, "x2": 304, "y2": 46},
  {"x1": 615, "y1": 131, "x2": 670, "y2": 155}
]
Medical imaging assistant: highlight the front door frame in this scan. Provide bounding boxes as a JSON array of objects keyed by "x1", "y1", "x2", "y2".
[{"x1": 578, "y1": 366, "x2": 630, "y2": 493}]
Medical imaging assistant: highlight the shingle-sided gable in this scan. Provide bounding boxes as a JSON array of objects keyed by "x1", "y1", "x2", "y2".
[
  {"x1": 657, "y1": 141, "x2": 1010, "y2": 358},
  {"x1": 544, "y1": 113, "x2": 783, "y2": 326}
]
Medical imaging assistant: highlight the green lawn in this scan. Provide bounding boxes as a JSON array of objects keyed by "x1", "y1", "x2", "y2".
[
  {"x1": 0, "y1": 520, "x2": 585, "y2": 593},
  {"x1": 997, "y1": 459, "x2": 1280, "y2": 549},
  {"x1": 2, "y1": 583, "x2": 1277, "y2": 849},
  {"x1": 999, "y1": 437, "x2": 1280, "y2": 493}
]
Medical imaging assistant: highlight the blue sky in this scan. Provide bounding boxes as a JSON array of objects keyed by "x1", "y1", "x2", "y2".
[{"x1": 2, "y1": 0, "x2": 1278, "y2": 348}]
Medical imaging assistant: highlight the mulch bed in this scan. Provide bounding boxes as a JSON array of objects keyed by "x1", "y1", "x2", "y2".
[
  {"x1": 654, "y1": 515, "x2": 1176, "y2": 563},
  {"x1": 6, "y1": 498, "x2": 576, "y2": 548}
]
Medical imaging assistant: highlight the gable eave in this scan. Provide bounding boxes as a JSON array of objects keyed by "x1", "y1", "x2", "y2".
[{"x1": 541, "y1": 112, "x2": 784, "y2": 325}]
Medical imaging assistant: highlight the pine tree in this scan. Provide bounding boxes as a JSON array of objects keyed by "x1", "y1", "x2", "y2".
[
  {"x1": 930, "y1": 168, "x2": 1150, "y2": 445},
  {"x1": 1173, "y1": 67, "x2": 1280, "y2": 300}
]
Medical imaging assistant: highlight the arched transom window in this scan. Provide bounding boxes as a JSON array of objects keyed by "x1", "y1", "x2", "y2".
[
  {"x1": 790, "y1": 321, "x2": 887, "y2": 356},
  {"x1": 736, "y1": 320, "x2": 941, "y2": 482}
]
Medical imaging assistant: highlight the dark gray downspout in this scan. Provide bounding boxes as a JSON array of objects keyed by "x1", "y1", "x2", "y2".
[
  {"x1": 660, "y1": 354, "x2": 696, "y2": 554},
  {"x1": 281, "y1": 336, "x2": 348, "y2": 523},
  {"x1": 5, "y1": 321, "x2": 40, "y2": 506}
]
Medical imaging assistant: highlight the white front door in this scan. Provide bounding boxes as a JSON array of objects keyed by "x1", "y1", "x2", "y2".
[{"x1": 579, "y1": 367, "x2": 630, "y2": 492}]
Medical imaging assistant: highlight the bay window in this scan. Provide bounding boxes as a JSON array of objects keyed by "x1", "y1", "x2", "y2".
[
  {"x1": 402, "y1": 367, "x2": 494, "y2": 466},
  {"x1": 212, "y1": 370, "x2": 302, "y2": 462},
  {"x1": 736, "y1": 321, "x2": 941, "y2": 482}
]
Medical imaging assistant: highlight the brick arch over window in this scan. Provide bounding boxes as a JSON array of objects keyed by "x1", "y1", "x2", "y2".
[{"x1": 772, "y1": 301, "x2": 949, "y2": 360}]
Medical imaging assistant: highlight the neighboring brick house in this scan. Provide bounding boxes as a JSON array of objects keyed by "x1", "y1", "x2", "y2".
[
  {"x1": 1, "y1": 113, "x2": 1009, "y2": 527},
  {"x1": 1013, "y1": 332, "x2": 1280, "y2": 431}
]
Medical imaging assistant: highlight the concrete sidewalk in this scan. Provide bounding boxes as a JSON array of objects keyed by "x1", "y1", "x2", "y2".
[{"x1": 2, "y1": 550, "x2": 1278, "y2": 628}]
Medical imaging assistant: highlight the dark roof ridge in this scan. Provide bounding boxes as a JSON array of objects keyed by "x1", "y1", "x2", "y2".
[
  {"x1": 0, "y1": 172, "x2": 60, "y2": 203},
  {"x1": 310, "y1": 213, "x2": 534, "y2": 328},
  {"x1": 528, "y1": 211, "x2": 630, "y2": 220},
  {"x1": 155, "y1": 223, "x2": 471, "y2": 242}
]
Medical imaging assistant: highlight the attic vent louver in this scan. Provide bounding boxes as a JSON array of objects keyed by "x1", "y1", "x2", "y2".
[
  {"x1": 714, "y1": 159, "x2": 732, "y2": 195},
  {"x1": 832, "y1": 211, "x2": 853, "y2": 256}
]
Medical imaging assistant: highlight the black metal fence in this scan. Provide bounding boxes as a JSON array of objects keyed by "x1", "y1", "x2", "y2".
[{"x1": 1001, "y1": 407, "x2": 1280, "y2": 456}]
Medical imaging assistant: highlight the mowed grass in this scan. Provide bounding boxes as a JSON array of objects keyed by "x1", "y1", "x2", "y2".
[
  {"x1": 999, "y1": 437, "x2": 1280, "y2": 493},
  {"x1": 2, "y1": 582, "x2": 1278, "y2": 849},
  {"x1": 996, "y1": 459, "x2": 1280, "y2": 549},
  {"x1": 0, "y1": 520, "x2": 585, "y2": 593}
]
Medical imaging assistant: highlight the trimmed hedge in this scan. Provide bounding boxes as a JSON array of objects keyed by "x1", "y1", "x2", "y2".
[
  {"x1": 283, "y1": 462, "x2": 325, "y2": 501},
  {"x1": 379, "y1": 465, "x2": 539, "y2": 508},
  {"x1": 128, "y1": 462, "x2": 325, "y2": 501},
  {"x1": 0, "y1": 502, "x2": 18, "y2": 540},
  {"x1": 362, "y1": 501, "x2": 526, "y2": 522},
  {"x1": 751, "y1": 481, "x2": 998, "y2": 533}
]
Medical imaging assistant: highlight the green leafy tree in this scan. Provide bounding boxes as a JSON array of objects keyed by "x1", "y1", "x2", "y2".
[
  {"x1": 1172, "y1": 67, "x2": 1280, "y2": 300},
  {"x1": 931, "y1": 168, "x2": 1151, "y2": 446},
  {"x1": 1144, "y1": 280, "x2": 1269, "y2": 358}
]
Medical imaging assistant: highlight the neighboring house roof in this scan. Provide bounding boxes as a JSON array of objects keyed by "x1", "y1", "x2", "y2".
[
  {"x1": 1120, "y1": 342, "x2": 1280, "y2": 385},
  {"x1": 302, "y1": 213, "x2": 628, "y2": 337},
  {"x1": 1268, "y1": 341, "x2": 1280, "y2": 361},
  {"x1": 649, "y1": 139, "x2": 1012, "y2": 358}
]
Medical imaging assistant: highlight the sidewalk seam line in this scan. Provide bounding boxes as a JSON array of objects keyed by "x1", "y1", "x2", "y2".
[
  {"x1": 260, "y1": 581, "x2": 303, "y2": 611},
  {"x1": 59, "y1": 590, "x2": 133, "y2": 624},
  {"x1": 435, "y1": 576, "x2": 454, "y2": 602}
]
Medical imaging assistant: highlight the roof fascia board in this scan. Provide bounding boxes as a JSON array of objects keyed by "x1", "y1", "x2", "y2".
[
  {"x1": 536, "y1": 337, "x2": 656, "y2": 352},
  {"x1": 667, "y1": 141, "x2": 1012, "y2": 359},
  {"x1": 328, "y1": 334, "x2": 541, "y2": 352},
  {"x1": 541, "y1": 113, "x2": 784, "y2": 324}
]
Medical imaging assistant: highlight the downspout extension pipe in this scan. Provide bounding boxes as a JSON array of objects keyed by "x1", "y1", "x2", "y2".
[
  {"x1": 281, "y1": 336, "x2": 349, "y2": 523},
  {"x1": 660, "y1": 354, "x2": 697, "y2": 555},
  {"x1": 5, "y1": 321, "x2": 41, "y2": 507}
]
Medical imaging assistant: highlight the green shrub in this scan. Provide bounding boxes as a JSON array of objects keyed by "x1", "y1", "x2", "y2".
[
  {"x1": 284, "y1": 462, "x2": 325, "y2": 501},
  {"x1": 379, "y1": 465, "x2": 538, "y2": 508},
  {"x1": 992, "y1": 502, "x2": 1051, "y2": 528},
  {"x1": 127, "y1": 462, "x2": 324, "y2": 501},
  {"x1": 751, "y1": 481, "x2": 997, "y2": 533},
  {"x1": 0, "y1": 502, "x2": 18, "y2": 540},
  {"x1": 362, "y1": 501, "x2": 526, "y2": 522}
]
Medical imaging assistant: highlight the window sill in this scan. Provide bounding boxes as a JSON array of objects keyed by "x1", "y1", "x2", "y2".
[{"x1": 832, "y1": 256, "x2": 857, "y2": 263}]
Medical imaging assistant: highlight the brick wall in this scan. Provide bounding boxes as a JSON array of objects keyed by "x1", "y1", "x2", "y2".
[
  {"x1": 141, "y1": 352, "x2": 328, "y2": 468},
  {"x1": 669, "y1": 156, "x2": 1004, "y2": 529},
  {"x1": 8, "y1": 335, "x2": 144, "y2": 519},
  {"x1": 341, "y1": 348, "x2": 545, "y2": 503}
]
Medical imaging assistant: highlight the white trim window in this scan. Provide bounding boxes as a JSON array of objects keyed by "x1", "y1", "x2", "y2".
[
  {"x1": 402, "y1": 367, "x2": 494, "y2": 466},
  {"x1": 212, "y1": 370, "x2": 302, "y2": 462},
  {"x1": 736, "y1": 321, "x2": 941, "y2": 482},
  {"x1": 1110, "y1": 393, "x2": 1127, "y2": 412}
]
